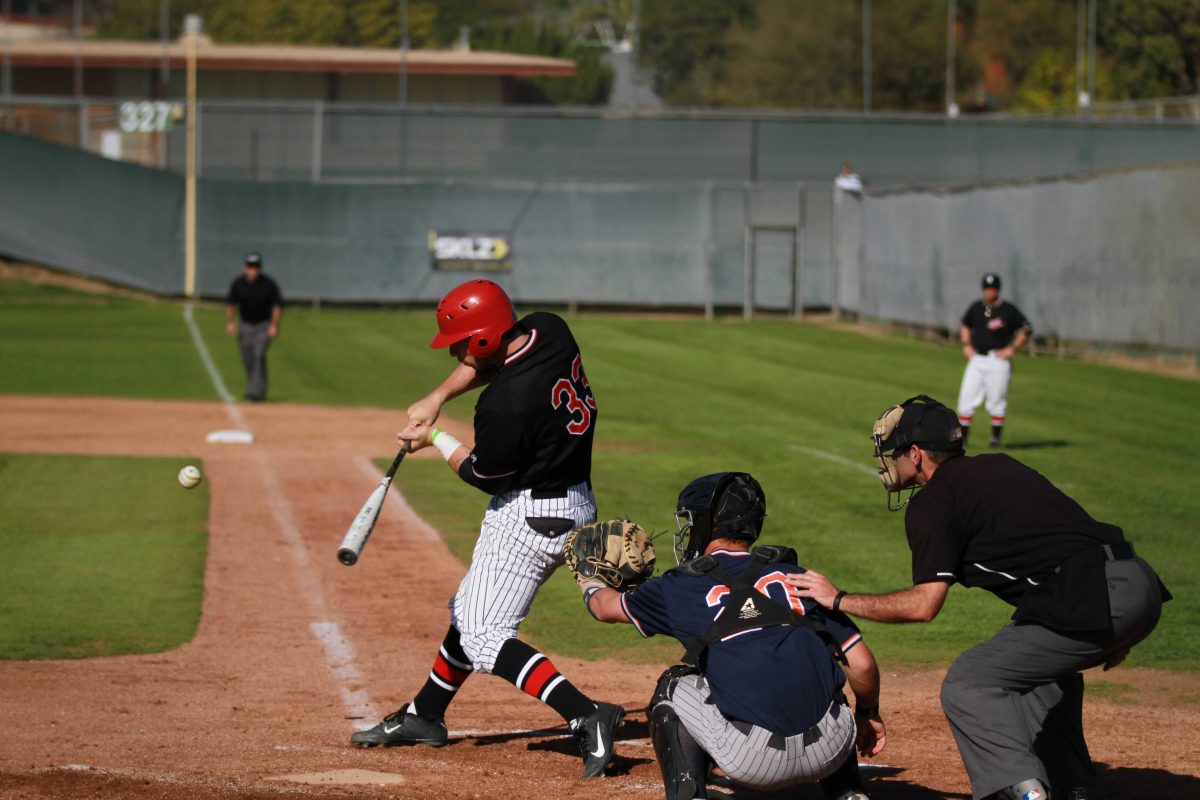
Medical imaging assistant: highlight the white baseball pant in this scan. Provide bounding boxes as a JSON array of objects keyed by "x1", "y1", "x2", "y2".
[
  {"x1": 664, "y1": 672, "x2": 856, "y2": 791},
  {"x1": 957, "y1": 353, "x2": 1012, "y2": 428},
  {"x1": 449, "y1": 481, "x2": 595, "y2": 673}
]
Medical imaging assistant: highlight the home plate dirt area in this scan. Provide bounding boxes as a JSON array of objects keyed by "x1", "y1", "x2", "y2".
[{"x1": 0, "y1": 396, "x2": 1195, "y2": 799}]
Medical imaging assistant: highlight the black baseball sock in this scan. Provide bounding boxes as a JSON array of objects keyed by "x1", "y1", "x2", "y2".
[
  {"x1": 991, "y1": 424, "x2": 1003, "y2": 444},
  {"x1": 961, "y1": 424, "x2": 971, "y2": 446},
  {"x1": 411, "y1": 625, "x2": 473, "y2": 722},
  {"x1": 493, "y1": 638, "x2": 595, "y2": 723}
]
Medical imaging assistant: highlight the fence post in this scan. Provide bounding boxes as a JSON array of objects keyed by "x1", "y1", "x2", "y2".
[
  {"x1": 702, "y1": 181, "x2": 714, "y2": 321},
  {"x1": 311, "y1": 100, "x2": 323, "y2": 183},
  {"x1": 742, "y1": 186, "x2": 753, "y2": 321}
]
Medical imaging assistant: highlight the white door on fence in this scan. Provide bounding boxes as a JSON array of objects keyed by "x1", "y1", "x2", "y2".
[{"x1": 752, "y1": 228, "x2": 796, "y2": 313}]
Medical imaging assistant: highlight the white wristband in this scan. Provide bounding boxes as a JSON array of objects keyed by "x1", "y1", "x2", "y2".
[{"x1": 431, "y1": 428, "x2": 463, "y2": 462}]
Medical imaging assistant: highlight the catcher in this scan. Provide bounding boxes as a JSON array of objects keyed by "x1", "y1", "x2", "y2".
[{"x1": 566, "y1": 472, "x2": 885, "y2": 800}]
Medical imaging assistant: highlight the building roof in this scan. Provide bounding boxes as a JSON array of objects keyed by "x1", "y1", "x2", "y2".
[{"x1": 2, "y1": 37, "x2": 576, "y2": 78}]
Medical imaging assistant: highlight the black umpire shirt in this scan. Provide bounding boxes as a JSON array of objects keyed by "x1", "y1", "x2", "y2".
[
  {"x1": 905, "y1": 453, "x2": 1146, "y2": 632},
  {"x1": 458, "y1": 311, "x2": 597, "y2": 495},
  {"x1": 961, "y1": 300, "x2": 1030, "y2": 353},
  {"x1": 227, "y1": 274, "x2": 282, "y2": 324}
]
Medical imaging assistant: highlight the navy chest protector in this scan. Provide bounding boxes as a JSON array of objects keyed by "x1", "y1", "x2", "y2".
[{"x1": 678, "y1": 546, "x2": 846, "y2": 668}]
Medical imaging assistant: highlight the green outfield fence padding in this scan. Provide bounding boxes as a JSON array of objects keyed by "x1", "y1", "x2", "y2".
[
  {"x1": 0, "y1": 131, "x2": 183, "y2": 294},
  {"x1": 4, "y1": 105, "x2": 1200, "y2": 348},
  {"x1": 834, "y1": 164, "x2": 1200, "y2": 351}
]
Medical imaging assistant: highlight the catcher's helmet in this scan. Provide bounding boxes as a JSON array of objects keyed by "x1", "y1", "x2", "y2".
[
  {"x1": 430, "y1": 279, "x2": 517, "y2": 359},
  {"x1": 673, "y1": 472, "x2": 766, "y2": 564},
  {"x1": 872, "y1": 394, "x2": 963, "y2": 510}
]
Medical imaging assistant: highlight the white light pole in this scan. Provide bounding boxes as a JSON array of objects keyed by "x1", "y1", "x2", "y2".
[
  {"x1": 184, "y1": 14, "x2": 200, "y2": 298},
  {"x1": 399, "y1": 0, "x2": 408, "y2": 105},
  {"x1": 863, "y1": 0, "x2": 872, "y2": 112},
  {"x1": 946, "y1": 0, "x2": 959, "y2": 117}
]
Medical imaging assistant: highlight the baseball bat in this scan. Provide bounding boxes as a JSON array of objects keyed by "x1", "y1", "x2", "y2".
[{"x1": 337, "y1": 448, "x2": 406, "y2": 566}]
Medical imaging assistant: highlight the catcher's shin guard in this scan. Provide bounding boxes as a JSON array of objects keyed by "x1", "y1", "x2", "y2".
[
  {"x1": 648, "y1": 700, "x2": 710, "y2": 799},
  {"x1": 818, "y1": 749, "x2": 867, "y2": 800}
]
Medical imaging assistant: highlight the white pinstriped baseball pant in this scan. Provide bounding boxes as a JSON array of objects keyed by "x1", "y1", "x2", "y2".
[
  {"x1": 664, "y1": 672, "x2": 856, "y2": 791},
  {"x1": 449, "y1": 481, "x2": 596, "y2": 673}
]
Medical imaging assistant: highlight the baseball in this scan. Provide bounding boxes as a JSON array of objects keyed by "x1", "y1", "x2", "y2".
[{"x1": 177, "y1": 465, "x2": 203, "y2": 490}]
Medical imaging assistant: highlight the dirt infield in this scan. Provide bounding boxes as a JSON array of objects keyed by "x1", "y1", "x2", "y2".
[{"x1": 1, "y1": 396, "x2": 1196, "y2": 800}]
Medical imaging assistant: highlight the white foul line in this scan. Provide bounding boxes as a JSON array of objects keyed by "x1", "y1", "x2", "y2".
[
  {"x1": 183, "y1": 302, "x2": 378, "y2": 728},
  {"x1": 789, "y1": 444, "x2": 877, "y2": 476}
]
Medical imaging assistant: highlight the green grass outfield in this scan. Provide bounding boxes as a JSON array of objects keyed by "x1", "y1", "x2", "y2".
[
  {"x1": 1, "y1": 275, "x2": 1196, "y2": 669},
  {"x1": 0, "y1": 452, "x2": 208, "y2": 659}
]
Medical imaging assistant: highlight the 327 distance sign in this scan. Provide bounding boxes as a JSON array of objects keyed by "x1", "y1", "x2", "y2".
[{"x1": 429, "y1": 231, "x2": 512, "y2": 272}]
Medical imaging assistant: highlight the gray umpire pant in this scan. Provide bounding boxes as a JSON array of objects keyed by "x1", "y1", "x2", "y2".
[
  {"x1": 664, "y1": 672, "x2": 856, "y2": 792},
  {"x1": 237, "y1": 320, "x2": 272, "y2": 400},
  {"x1": 940, "y1": 557, "x2": 1164, "y2": 799}
]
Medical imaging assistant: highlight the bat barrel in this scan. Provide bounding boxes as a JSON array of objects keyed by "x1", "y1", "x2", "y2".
[{"x1": 337, "y1": 547, "x2": 359, "y2": 567}]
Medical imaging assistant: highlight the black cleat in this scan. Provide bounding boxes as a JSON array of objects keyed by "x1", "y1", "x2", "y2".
[
  {"x1": 570, "y1": 702, "x2": 625, "y2": 778},
  {"x1": 350, "y1": 707, "x2": 448, "y2": 748},
  {"x1": 989, "y1": 435, "x2": 1001, "y2": 448}
]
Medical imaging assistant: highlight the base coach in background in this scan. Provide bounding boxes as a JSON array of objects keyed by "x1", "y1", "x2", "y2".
[
  {"x1": 789, "y1": 395, "x2": 1170, "y2": 800},
  {"x1": 957, "y1": 273, "x2": 1030, "y2": 448},
  {"x1": 225, "y1": 251, "x2": 282, "y2": 402}
]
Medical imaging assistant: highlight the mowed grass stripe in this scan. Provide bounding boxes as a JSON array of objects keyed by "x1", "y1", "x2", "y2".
[
  {"x1": 2, "y1": 273, "x2": 1196, "y2": 669},
  {"x1": 0, "y1": 453, "x2": 208, "y2": 660}
]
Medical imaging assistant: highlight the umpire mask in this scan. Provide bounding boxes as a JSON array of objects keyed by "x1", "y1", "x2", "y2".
[
  {"x1": 673, "y1": 472, "x2": 766, "y2": 564},
  {"x1": 872, "y1": 395, "x2": 963, "y2": 511}
]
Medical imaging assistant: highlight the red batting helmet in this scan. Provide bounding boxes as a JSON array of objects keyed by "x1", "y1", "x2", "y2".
[{"x1": 430, "y1": 280, "x2": 517, "y2": 358}]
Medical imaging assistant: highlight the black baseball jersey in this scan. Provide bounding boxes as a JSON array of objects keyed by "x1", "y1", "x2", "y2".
[
  {"x1": 458, "y1": 311, "x2": 597, "y2": 495},
  {"x1": 227, "y1": 274, "x2": 282, "y2": 324},
  {"x1": 905, "y1": 453, "x2": 1139, "y2": 631},
  {"x1": 621, "y1": 549, "x2": 863, "y2": 737},
  {"x1": 961, "y1": 300, "x2": 1030, "y2": 353}
]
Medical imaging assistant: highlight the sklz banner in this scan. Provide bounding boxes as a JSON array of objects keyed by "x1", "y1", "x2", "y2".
[{"x1": 428, "y1": 231, "x2": 512, "y2": 272}]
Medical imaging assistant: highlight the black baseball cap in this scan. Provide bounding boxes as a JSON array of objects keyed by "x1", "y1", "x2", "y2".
[
  {"x1": 244, "y1": 252, "x2": 263, "y2": 268},
  {"x1": 881, "y1": 396, "x2": 964, "y2": 454},
  {"x1": 982, "y1": 272, "x2": 1001, "y2": 290}
]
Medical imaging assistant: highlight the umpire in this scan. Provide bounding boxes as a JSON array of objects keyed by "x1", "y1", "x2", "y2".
[
  {"x1": 225, "y1": 252, "x2": 282, "y2": 402},
  {"x1": 789, "y1": 395, "x2": 1171, "y2": 800},
  {"x1": 582, "y1": 473, "x2": 885, "y2": 800}
]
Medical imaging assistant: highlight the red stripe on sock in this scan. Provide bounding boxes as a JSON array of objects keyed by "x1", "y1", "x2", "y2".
[
  {"x1": 522, "y1": 659, "x2": 559, "y2": 699},
  {"x1": 433, "y1": 654, "x2": 471, "y2": 686}
]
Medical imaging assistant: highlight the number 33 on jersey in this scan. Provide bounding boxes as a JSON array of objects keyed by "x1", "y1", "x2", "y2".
[{"x1": 552, "y1": 354, "x2": 596, "y2": 435}]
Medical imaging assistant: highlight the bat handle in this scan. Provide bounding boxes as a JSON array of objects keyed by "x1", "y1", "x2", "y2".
[{"x1": 337, "y1": 548, "x2": 359, "y2": 567}]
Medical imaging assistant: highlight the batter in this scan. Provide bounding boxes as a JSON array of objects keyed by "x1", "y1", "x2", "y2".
[{"x1": 350, "y1": 279, "x2": 624, "y2": 778}]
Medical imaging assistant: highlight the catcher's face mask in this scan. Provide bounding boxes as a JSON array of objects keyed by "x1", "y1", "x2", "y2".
[
  {"x1": 872, "y1": 395, "x2": 963, "y2": 512},
  {"x1": 673, "y1": 472, "x2": 765, "y2": 563}
]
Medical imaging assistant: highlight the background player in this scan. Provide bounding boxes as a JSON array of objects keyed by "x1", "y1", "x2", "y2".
[
  {"x1": 788, "y1": 395, "x2": 1171, "y2": 800},
  {"x1": 581, "y1": 473, "x2": 885, "y2": 800},
  {"x1": 350, "y1": 279, "x2": 624, "y2": 778},
  {"x1": 957, "y1": 273, "x2": 1030, "y2": 447}
]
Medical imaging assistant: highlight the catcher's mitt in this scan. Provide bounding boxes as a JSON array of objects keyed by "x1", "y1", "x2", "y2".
[{"x1": 565, "y1": 519, "x2": 656, "y2": 590}]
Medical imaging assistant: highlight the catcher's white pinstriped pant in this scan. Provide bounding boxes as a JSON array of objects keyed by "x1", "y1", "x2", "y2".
[
  {"x1": 957, "y1": 353, "x2": 1012, "y2": 427},
  {"x1": 664, "y1": 672, "x2": 855, "y2": 791},
  {"x1": 450, "y1": 480, "x2": 596, "y2": 673}
]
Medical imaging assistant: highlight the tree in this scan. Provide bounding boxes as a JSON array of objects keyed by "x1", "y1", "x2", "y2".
[
  {"x1": 1098, "y1": 0, "x2": 1200, "y2": 100},
  {"x1": 638, "y1": 0, "x2": 755, "y2": 106},
  {"x1": 705, "y1": 0, "x2": 859, "y2": 109}
]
